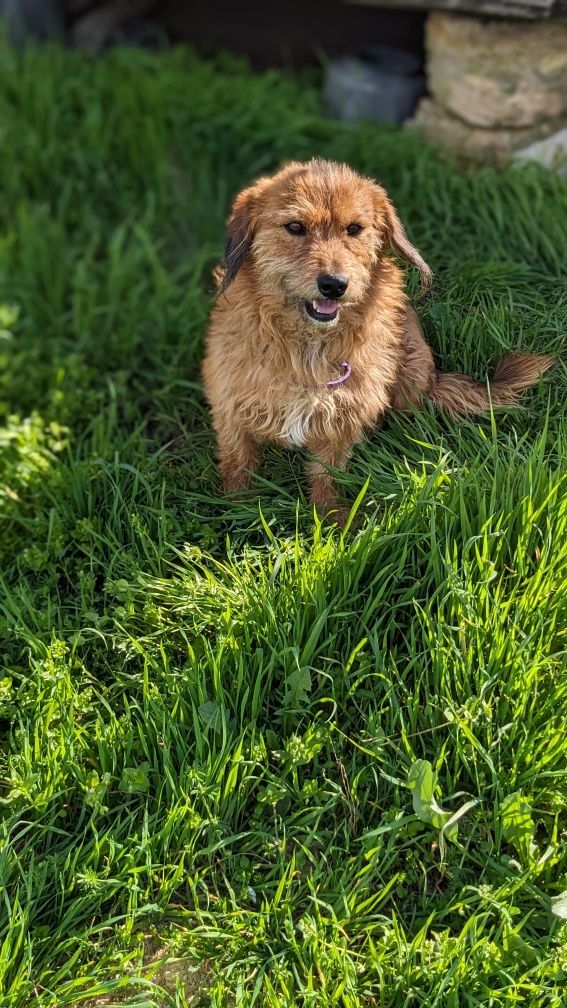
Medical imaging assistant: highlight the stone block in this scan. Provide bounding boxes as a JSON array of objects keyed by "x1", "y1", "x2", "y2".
[
  {"x1": 426, "y1": 12, "x2": 567, "y2": 129},
  {"x1": 411, "y1": 97, "x2": 565, "y2": 166}
]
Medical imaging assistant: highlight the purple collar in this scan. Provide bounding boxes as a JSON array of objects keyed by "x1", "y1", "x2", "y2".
[{"x1": 322, "y1": 360, "x2": 351, "y2": 387}]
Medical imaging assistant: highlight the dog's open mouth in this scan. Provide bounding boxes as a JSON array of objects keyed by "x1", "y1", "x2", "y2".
[{"x1": 304, "y1": 298, "x2": 339, "y2": 323}]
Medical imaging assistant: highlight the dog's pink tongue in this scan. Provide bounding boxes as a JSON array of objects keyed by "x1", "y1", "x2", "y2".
[{"x1": 313, "y1": 298, "x2": 338, "y2": 315}]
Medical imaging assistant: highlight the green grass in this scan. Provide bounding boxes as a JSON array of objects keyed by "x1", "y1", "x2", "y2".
[{"x1": 0, "y1": 35, "x2": 566, "y2": 1008}]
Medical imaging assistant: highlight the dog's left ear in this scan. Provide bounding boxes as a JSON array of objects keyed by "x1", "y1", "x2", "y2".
[
  {"x1": 375, "y1": 189, "x2": 432, "y2": 292},
  {"x1": 219, "y1": 187, "x2": 259, "y2": 293}
]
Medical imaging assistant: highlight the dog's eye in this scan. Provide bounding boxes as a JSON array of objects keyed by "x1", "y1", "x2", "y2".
[
  {"x1": 284, "y1": 221, "x2": 306, "y2": 235},
  {"x1": 346, "y1": 223, "x2": 363, "y2": 236}
]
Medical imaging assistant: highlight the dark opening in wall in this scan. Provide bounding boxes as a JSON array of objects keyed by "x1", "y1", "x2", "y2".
[{"x1": 159, "y1": 0, "x2": 426, "y2": 70}]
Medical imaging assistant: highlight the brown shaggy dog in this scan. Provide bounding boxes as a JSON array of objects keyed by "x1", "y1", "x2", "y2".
[{"x1": 203, "y1": 159, "x2": 552, "y2": 518}]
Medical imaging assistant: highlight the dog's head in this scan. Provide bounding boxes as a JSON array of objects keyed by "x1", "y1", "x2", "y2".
[{"x1": 219, "y1": 159, "x2": 431, "y2": 329}]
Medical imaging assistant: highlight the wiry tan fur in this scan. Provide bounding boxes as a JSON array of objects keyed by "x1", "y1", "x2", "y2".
[{"x1": 203, "y1": 159, "x2": 553, "y2": 519}]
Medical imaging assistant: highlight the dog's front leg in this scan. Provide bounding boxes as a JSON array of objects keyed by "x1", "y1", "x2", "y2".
[
  {"x1": 305, "y1": 440, "x2": 351, "y2": 524},
  {"x1": 216, "y1": 424, "x2": 260, "y2": 493}
]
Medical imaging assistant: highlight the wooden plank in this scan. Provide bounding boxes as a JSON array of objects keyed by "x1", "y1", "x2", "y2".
[{"x1": 346, "y1": 0, "x2": 560, "y2": 18}]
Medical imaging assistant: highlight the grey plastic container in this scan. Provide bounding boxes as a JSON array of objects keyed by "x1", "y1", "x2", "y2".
[
  {"x1": 0, "y1": 0, "x2": 64, "y2": 44},
  {"x1": 323, "y1": 45, "x2": 425, "y2": 125}
]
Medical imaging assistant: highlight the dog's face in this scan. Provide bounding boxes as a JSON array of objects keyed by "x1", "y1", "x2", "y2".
[{"x1": 220, "y1": 159, "x2": 431, "y2": 330}]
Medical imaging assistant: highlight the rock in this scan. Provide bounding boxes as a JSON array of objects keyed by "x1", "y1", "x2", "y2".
[
  {"x1": 513, "y1": 127, "x2": 567, "y2": 173},
  {"x1": 410, "y1": 97, "x2": 565, "y2": 167},
  {"x1": 426, "y1": 12, "x2": 567, "y2": 129}
]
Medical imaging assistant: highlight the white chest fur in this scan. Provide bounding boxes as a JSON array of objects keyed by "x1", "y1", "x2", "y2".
[
  {"x1": 279, "y1": 399, "x2": 316, "y2": 447},
  {"x1": 277, "y1": 346, "x2": 346, "y2": 447}
]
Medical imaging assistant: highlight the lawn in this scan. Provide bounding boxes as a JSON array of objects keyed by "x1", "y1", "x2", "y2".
[{"x1": 0, "y1": 36, "x2": 566, "y2": 1008}]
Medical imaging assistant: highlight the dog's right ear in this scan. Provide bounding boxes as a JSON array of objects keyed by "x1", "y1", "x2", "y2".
[{"x1": 219, "y1": 188, "x2": 258, "y2": 293}]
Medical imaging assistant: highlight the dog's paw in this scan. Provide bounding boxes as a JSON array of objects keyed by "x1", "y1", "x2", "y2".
[{"x1": 222, "y1": 473, "x2": 253, "y2": 494}]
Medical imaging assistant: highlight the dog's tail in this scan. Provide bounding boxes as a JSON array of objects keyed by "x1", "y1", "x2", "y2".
[{"x1": 427, "y1": 353, "x2": 554, "y2": 418}]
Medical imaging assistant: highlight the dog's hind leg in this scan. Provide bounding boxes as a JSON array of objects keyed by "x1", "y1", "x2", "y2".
[
  {"x1": 390, "y1": 306, "x2": 435, "y2": 410},
  {"x1": 392, "y1": 306, "x2": 553, "y2": 416}
]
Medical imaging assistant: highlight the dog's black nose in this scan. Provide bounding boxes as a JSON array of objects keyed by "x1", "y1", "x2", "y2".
[{"x1": 317, "y1": 273, "x2": 349, "y2": 299}]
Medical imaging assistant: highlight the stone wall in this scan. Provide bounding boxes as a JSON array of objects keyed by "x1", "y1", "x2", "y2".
[{"x1": 411, "y1": 12, "x2": 567, "y2": 167}]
